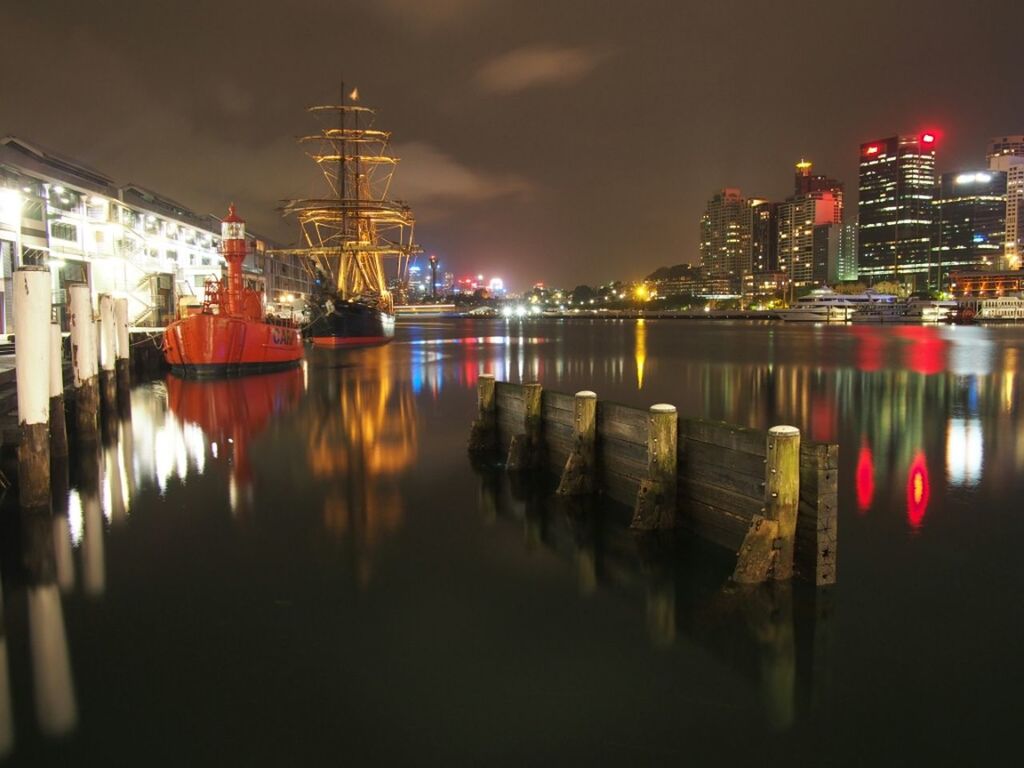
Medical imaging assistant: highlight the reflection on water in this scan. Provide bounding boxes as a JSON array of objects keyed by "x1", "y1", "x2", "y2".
[
  {"x1": 304, "y1": 345, "x2": 418, "y2": 588},
  {"x1": 473, "y1": 468, "x2": 825, "y2": 732},
  {"x1": 0, "y1": 320, "x2": 1021, "y2": 762},
  {"x1": 166, "y1": 368, "x2": 304, "y2": 513}
]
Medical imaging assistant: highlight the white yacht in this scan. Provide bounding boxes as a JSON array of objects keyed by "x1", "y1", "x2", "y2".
[
  {"x1": 852, "y1": 297, "x2": 958, "y2": 324},
  {"x1": 904, "y1": 298, "x2": 958, "y2": 323},
  {"x1": 779, "y1": 290, "x2": 899, "y2": 322}
]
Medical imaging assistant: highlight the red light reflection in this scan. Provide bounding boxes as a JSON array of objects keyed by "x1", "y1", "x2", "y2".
[
  {"x1": 855, "y1": 439, "x2": 875, "y2": 512},
  {"x1": 906, "y1": 451, "x2": 930, "y2": 529},
  {"x1": 895, "y1": 325, "x2": 946, "y2": 375}
]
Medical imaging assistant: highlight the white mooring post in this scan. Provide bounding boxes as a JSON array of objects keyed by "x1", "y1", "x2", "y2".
[
  {"x1": 98, "y1": 294, "x2": 117, "y2": 412},
  {"x1": 13, "y1": 266, "x2": 52, "y2": 508},
  {"x1": 113, "y1": 297, "x2": 130, "y2": 398},
  {"x1": 68, "y1": 283, "x2": 99, "y2": 442},
  {"x1": 49, "y1": 323, "x2": 69, "y2": 458}
]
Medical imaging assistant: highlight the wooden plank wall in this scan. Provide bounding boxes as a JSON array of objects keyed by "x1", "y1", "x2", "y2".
[{"x1": 491, "y1": 382, "x2": 837, "y2": 586}]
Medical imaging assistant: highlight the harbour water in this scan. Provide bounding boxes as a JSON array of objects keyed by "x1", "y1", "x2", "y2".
[{"x1": 1, "y1": 319, "x2": 1022, "y2": 764}]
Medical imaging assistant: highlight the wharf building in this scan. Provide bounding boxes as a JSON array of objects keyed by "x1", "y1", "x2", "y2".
[
  {"x1": 931, "y1": 170, "x2": 1007, "y2": 286},
  {"x1": 699, "y1": 188, "x2": 749, "y2": 296},
  {"x1": 987, "y1": 135, "x2": 1024, "y2": 271},
  {"x1": 0, "y1": 136, "x2": 310, "y2": 334},
  {"x1": 776, "y1": 160, "x2": 843, "y2": 288},
  {"x1": 857, "y1": 133, "x2": 938, "y2": 289}
]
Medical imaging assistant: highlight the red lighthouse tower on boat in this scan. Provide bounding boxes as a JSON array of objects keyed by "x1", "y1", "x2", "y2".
[{"x1": 164, "y1": 204, "x2": 303, "y2": 377}]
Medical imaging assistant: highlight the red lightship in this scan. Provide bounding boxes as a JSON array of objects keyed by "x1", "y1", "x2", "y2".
[{"x1": 164, "y1": 205, "x2": 303, "y2": 377}]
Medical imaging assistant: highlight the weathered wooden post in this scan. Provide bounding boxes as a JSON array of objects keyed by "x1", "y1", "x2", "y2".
[
  {"x1": 98, "y1": 294, "x2": 117, "y2": 412},
  {"x1": 733, "y1": 425, "x2": 801, "y2": 583},
  {"x1": 14, "y1": 266, "x2": 52, "y2": 509},
  {"x1": 49, "y1": 324, "x2": 68, "y2": 458},
  {"x1": 114, "y1": 297, "x2": 131, "y2": 397},
  {"x1": 467, "y1": 373, "x2": 497, "y2": 452},
  {"x1": 630, "y1": 404, "x2": 677, "y2": 530},
  {"x1": 556, "y1": 390, "x2": 597, "y2": 495},
  {"x1": 766, "y1": 425, "x2": 800, "y2": 580},
  {"x1": 506, "y1": 382, "x2": 542, "y2": 471},
  {"x1": 68, "y1": 283, "x2": 99, "y2": 442}
]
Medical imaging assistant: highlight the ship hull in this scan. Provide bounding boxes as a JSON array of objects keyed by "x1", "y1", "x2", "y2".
[
  {"x1": 308, "y1": 302, "x2": 395, "y2": 348},
  {"x1": 164, "y1": 313, "x2": 303, "y2": 378}
]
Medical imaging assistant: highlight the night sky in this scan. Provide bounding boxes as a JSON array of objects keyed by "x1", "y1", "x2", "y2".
[{"x1": 3, "y1": 0, "x2": 1022, "y2": 288}]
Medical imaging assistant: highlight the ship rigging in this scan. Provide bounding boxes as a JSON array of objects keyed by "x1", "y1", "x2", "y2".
[{"x1": 278, "y1": 86, "x2": 418, "y2": 347}]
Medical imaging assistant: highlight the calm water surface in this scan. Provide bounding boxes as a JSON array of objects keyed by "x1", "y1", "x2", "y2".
[{"x1": 1, "y1": 319, "x2": 1022, "y2": 765}]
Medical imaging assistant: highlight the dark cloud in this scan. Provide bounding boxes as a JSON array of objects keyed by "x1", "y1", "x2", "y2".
[{"x1": 2, "y1": 0, "x2": 1023, "y2": 288}]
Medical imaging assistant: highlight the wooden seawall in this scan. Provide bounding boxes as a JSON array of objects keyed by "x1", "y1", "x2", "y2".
[{"x1": 474, "y1": 379, "x2": 837, "y2": 586}]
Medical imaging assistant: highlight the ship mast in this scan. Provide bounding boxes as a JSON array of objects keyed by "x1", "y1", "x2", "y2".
[{"x1": 278, "y1": 86, "x2": 418, "y2": 314}]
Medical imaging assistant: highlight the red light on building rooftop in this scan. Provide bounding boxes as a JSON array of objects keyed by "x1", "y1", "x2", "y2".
[
  {"x1": 921, "y1": 132, "x2": 936, "y2": 144},
  {"x1": 865, "y1": 144, "x2": 880, "y2": 155}
]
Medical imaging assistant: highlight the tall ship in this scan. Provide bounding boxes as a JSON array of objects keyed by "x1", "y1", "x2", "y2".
[
  {"x1": 164, "y1": 205, "x2": 303, "y2": 377},
  {"x1": 280, "y1": 87, "x2": 418, "y2": 348}
]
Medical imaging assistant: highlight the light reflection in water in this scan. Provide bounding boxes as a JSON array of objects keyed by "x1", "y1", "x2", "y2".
[
  {"x1": 906, "y1": 452, "x2": 931, "y2": 530},
  {"x1": 305, "y1": 345, "x2": 419, "y2": 589},
  {"x1": 635, "y1": 319, "x2": 646, "y2": 389},
  {"x1": 164, "y1": 368, "x2": 304, "y2": 513},
  {"x1": 946, "y1": 418, "x2": 983, "y2": 487}
]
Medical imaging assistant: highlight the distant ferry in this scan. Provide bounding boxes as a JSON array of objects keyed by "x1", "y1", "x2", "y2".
[
  {"x1": 851, "y1": 298, "x2": 958, "y2": 324},
  {"x1": 953, "y1": 295, "x2": 1024, "y2": 323},
  {"x1": 779, "y1": 290, "x2": 898, "y2": 322}
]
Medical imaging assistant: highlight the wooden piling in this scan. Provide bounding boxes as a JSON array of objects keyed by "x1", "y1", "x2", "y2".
[
  {"x1": 631, "y1": 404, "x2": 678, "y2": 530},
  {"x1": 114, "y1": 297, "x2": 131, "y2": 398},
  {"x1": 98, "y1": 294, "x2": 117, "y2": 412},
  {"x1": 49, "y1": 323, "x2": 69, "y2": 458},
  {"x1": 475, "y1": 380, "x2": 838, "y2": 586},
  {"x1": 68, "y1": 283, "x2": 99, "y2": 442},
  {"x1": 556, "y1": 390, "x2": 597, "y2": 496},
  {"x1": 765, "y1": 426, "x2": 801, "y2": 580},
  {"x1": 14, "y1": 266, "x2": 52, "y2": 509},
  {"x1": 467, "y1": 373, "x2": 497, "y2": 452},
  {"x1": 506, "y1": 382, "x2": 542, "y2": 471},
  {"x1": 732, "y1": 425, "x2": 801, "y2": 582}
]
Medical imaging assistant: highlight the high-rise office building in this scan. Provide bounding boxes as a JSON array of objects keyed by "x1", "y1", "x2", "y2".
[
  {"x1": 777, "y1": 161, "x2": 843, "y2": 288},
  {"x1": 832, "y1": 222, "x2": 858, "y2": 282},
  {"x1": 932, "y1": 170, "x2": 1007, "y2": 285},
  {"x1": 987, "y1": 135, "x2": 1024, "y2": 162},
  {"x1": 794, "y1": 159, "x2": 844, "y2": 222},
  {"x1": 987, "y1": 136, "x2": 1024, "y2": 270},
  {"x1": 699, "y1": 188, "x2": 749, "y2": 294},
  {"x1": 748, "y1": 198, "x2": 778, "y2": 273},
  {"x1": 857, "y1": 133, "x2": 938, "y2": 288}
]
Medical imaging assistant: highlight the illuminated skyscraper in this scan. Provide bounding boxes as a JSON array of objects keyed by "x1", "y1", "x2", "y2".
[
  {"x1": 932, "y1": 170, "x2": 1007, "y2": 285},
  {"x1": 987, "y1": 136, "x2": 1024, "y2": 270},
  {"x1": 987, "y1": 135, "x2": 1024, "y2": 162},
  {"x1": 748, "y1": 198, "x2": 778, "y2": 273},
  {"x1": 699, "y1": 188, "x2": 749, "y2": 295},
  {"x1": 777, "y1": 160, "x2": 843, "y2": 287},
  {"x1": 857, "y1": 133, "x2": 938, "y2": 288}
]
